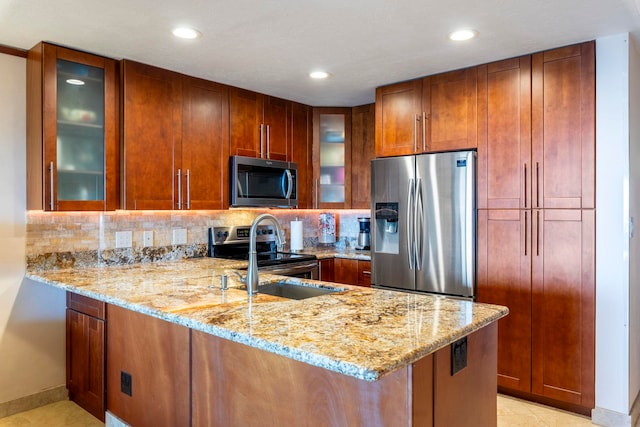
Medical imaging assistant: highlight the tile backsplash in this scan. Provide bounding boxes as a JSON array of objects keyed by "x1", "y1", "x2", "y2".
[{"x1": 26, "y1": 209, "x2": 370, "y2": 269}]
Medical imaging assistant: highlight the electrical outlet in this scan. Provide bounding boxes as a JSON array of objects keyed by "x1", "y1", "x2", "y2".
[
  {"x1": 143, "y1": 230, "x2": 154, "y2": 247},
  {"x1": 115, "y1": 231, "x2": 132, "y2": 248},
  {"x1": 172, "y1": 228, "x2": 187, "y2": 245},
  {"x1": 121, "y1": 371, "x2": 132, "y2": 396}
]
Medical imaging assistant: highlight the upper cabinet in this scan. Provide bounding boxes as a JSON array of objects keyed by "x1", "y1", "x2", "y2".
[
  {"x1": 532, "y1": 42, "x2": 595, "y2": 209},
  {"x1": 290, "y1": 102, "x2": 312, "y2": 208},
  {"x1": 27, "y1": 42, "x2": 119, "y2": 211},
  {"x1": 229, "y1": 87, "x2": 289, "y2": 161},
  {"x1": 375, "y1": 67, "x2": 477, "y2": 158},
  {"x1": 122, "y1": 60, "x2": 229, "y2": 210},
  {"x1": 350, "y1": 104, "x2": 375, "y2": 209},
  {"x1": 477, "y1": 42, "x2": 595, "y2": 210},
  {"x1": 313, "y1": 107, "x2": 352, "y2": 209}
]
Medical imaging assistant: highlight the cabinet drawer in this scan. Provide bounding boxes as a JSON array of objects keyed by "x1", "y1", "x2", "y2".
[
  {"x1": 66, "y1": 292, "x2": 105, "y2": 320},
  {"x1": 357, "y1": 261, "x2": 372, "y2": 287}
]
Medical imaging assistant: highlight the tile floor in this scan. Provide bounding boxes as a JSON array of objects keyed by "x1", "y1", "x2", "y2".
[{"x1": 0, "y1": 394, "x2": 598, "y2": 426}]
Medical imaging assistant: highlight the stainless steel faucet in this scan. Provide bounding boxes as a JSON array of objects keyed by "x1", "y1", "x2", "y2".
[{"x1": 246, "y1": 213, "x2": 286, "y2": 295}]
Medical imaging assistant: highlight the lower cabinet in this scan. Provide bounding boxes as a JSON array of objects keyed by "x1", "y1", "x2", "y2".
[
  {"x1": 66, "y1": 293, "x2": 106, "y2": 422},
  {"x1": 334, "y1": 258, "x2": 371, "y2": 287},
  {"x1": 477, "y1": 209, "x2": 595, "y2": 414},
  {"x1": 318, "y1": 258, "x2": 335, "y2": 282}
]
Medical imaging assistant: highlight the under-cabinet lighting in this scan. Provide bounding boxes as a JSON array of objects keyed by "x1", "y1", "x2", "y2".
[
  {"x1": 66, "y1": 79, "x2": 85, "y2": 86},
  {"x1": 449, "y1": 29, "x2": 478, "y2": 41},
  {"x1": 172, "y1": 27, "x2": 202, "y2": 39}
]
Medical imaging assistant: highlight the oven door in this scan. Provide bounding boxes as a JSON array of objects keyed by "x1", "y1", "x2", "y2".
[
  {"x1": 231, "y1": 156, "x2": 298, "y2": 207},
  {"x1": 259, "y1": 261, "x2": 319, "y2": 280}
]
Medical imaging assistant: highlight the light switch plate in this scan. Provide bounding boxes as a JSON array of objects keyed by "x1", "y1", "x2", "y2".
[
  {"x1": 143, "y1": 231, "x2": 153, "y2": 247},
  {"x1": 115, "y1": 231, "x2": 132, "y2": 248},
  {"x1": 172, "y1": 228, "x2": 187, "y2": 245}
]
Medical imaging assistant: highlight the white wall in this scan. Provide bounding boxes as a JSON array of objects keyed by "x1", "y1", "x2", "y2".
[
  {"x1": 595, "y1": 34, "x2": 631, "y2": 415},
  {"x1": 0, "y1": 52, "x2": 66, "y2": 404},
  {"x1": 628, "y1": 36, "x2": 640, "y2": 410}
]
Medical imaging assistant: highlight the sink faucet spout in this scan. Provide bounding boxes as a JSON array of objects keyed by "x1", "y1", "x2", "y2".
[{"x1": 246, "y1": 214, "x2": 286, "y2": 295}]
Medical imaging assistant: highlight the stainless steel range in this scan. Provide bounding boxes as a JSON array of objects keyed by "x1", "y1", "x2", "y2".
[{"x1": 207, "y1": 225, "x2": 318, "y2": 279}]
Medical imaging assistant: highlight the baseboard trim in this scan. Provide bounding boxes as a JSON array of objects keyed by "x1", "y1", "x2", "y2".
[
  {"x1": 0, "y1": 386, "x2": 68, "y2": 419},
  {"x1": 592, "y1": 407, "x2": 632, "y2": 427}
]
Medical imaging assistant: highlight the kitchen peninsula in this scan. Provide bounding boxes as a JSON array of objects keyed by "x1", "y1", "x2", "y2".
[{"x1": 27, "y1": 257, "x2": 507, "y2": 426}]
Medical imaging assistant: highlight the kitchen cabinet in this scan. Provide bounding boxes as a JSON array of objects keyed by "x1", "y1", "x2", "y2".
[
  {"x1": 375, "y1": 67, "x2": 477, "y2": 158},
  {"x1": 122, "y1": 60, "x2": 229, "y2": 210},
  {"x1": 313, "y1": 107, "x2": 352, "y2": 208},
  {"x1": 318, "y1": 258, "x2": 335, "y2": 282},
  {"x1": 333, "y1": 258, "x2": 371, "y2": 287},
  {"x1": 357, "y1": 260, "x2": 372, "y2": 287},
  {"x1": 350, "y1": 104, "x2": 375, "y2": 209},
  {"x1": 477, "y1": 209, "x2": 595, "y2": 413},
  {"x1": 229, "y1": 87, "x2": 289, "y2": 161},
  {"x1": 66, "y1": 292, "x2": 105, "y2": 421},
  {"x1": 107, "y1": 304, "x2": 190, "y2": 427},
  {"x1": 27, "y1": 42, "x2": 119, "y2": 211},
  {"x1": 290, "y1": 102, "x2": 312, "y2": 208}
]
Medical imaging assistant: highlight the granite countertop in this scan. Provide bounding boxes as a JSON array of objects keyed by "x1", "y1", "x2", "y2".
[
  {"x1": 296, "y1": 246, "x2": 371, "y2": 260},
  {"x1": 26, "y1": 257, "x2": 507, "y2": 382}
]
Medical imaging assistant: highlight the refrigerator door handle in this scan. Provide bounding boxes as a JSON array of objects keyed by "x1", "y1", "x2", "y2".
[
  {"x1": 415, "y1": 178, "x2": 424, "y2": 269},
  {"x1": 407, "y1": 178, "x2": 416, "y2": 270}
]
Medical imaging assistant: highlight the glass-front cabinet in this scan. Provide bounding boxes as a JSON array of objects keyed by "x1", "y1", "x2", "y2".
[
  {"x1": 27, "y1": 42, "x2": 118, "y2": 211},
  {"x1": 313, "y1": 108, "x2": 351, "y2": 208}
]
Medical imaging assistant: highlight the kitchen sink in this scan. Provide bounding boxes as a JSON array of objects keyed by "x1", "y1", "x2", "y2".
[{"x1": 255, "y1": 282, "x2": 341, "y2": 300}]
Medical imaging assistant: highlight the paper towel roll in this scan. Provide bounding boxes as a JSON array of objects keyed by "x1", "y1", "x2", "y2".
[{"x1": 290, "y1": 220, "x2": 304, "y2": 252}]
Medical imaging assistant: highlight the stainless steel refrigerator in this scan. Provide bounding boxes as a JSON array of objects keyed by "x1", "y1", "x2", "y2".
[{"x1": 371, "y1": 150, "x2": 476, "y2": 299}]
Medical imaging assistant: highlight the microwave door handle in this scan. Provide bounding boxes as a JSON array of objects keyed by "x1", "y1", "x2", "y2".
[{"x1": 283, "y1": 169, "x2": 293, "y2": 199}]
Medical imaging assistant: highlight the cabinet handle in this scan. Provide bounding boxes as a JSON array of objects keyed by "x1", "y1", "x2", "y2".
[
  {"x1": 362, "y1": 270, "x2": 371, "y2": 275},
  {"x1": 266, "y1": 125, "x2": 271, "y2": 159},
  {"x1": 422, "y1": 112, "x2": 427, "y2": 152},
  {"x1": 536, "y1": 162, "x2": 540, "y2": 208},
  {"x1": 49, "y1": 161, "x2": 54, "y2": 211},
  {"x1": 523, "y1": 163, "x2": 527, "y2": 208},
  {"x1": 413, "y1": 114, "x2": 419, "y2": 152},
  {"x1": 186, "y1": 169, "x2": 191, "y2": 210},
  {"x1": 536, "y1": 210, "x2": 540, "y2": 256},
  {"x1": 524, "y1": 211, "x2": 528, "y2": 256},
  {"x1": 177, "y1": 169, "x2": 182, "y2": 210},
  {"x1": 259, "y1": 124, "x2": 265, "y2": 158}
]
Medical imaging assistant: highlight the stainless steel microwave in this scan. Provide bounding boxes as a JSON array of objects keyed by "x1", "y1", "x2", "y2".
[{"x1": 230, "y1": 156, "x2": 298, "y2": 208}]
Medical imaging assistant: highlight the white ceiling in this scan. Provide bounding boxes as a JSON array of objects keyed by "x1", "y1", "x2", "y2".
[{"x1": 2, "y1": 0, "x2": 640, "y2": 106}]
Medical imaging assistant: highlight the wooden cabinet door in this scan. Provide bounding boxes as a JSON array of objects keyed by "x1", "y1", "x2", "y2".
[
  {"x1": 531, "y1": 209, "x2": 595, "y2": 409},
  {"x1": 375, "y1": 79, "x2": 423, "y2": 157},
  {"x1": 334, "y1": 258, "x2": 359, "y2": 285},
  {"x1": 66, "y1": 309, "x2": 105, "y2": 421},
  {"x1": 122, "y1": 60, "x2": 182, "y2": 210},
  {"x1": 532, "y1": 42, "x2": 595, "y2": 209},
  {"x1": 318, "y1": 258, "x2": 335, "y2": 282},
  {"x1": 423, "y1": 67, "x2": 478, "y2": 152},
  {"x1": 476, "y1": 209, "x2": 532, "y2": 393},
  {"x1": 229, "y1": 87, "x2": 263, "y2": 158},
  {"x1": 264, "y1": 96, "x2": 289, "y2": 161},
  {"x1": 477, "y1": 56, "x2": 532, "y2": 210},
  {"x1": 107, "y1": 304, "x2": 190, "y2": 427},
  {"x1": 351, "y1": 104, "x2": 375, "y2": 209},
  {"x1": 290, "y1": 102, "x2": 312, "y2": 208},
  {"x1": 181, "y1": 76, "x2": 229, "y2": 209},
  {"x1": 357, "y1": 260, "x2": 372, "y2": 287}
]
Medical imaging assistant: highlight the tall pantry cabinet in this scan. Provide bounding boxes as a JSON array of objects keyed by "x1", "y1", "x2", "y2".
[{"x1": 476, "y1": 42, "x2": 595, "y2": 413}]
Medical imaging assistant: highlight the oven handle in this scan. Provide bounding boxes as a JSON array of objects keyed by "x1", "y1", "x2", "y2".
[{"x1": 259, "y1": 262, "x2": 318, "y2": 276}]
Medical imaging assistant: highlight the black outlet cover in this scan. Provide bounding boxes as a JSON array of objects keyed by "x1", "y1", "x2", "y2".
[
  {"x1": 451, "y1": 337, "x2": 467, "y2": 376},
  {"x1": 121, "y1": 371, "x2": 132, "y2": 396}
]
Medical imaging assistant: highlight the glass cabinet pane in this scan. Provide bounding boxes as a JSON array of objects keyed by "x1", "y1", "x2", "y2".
[
  {"x1": 319, "y1": 114, "x2": 345, "y2": 203},
  {"x1": 56, "y1": 59, "x2": 105, "y2": 201}
]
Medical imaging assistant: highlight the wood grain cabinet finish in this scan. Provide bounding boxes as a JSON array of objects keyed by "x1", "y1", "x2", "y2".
[
  {"x1": 532, "y1": 42, "x2": 595, "y2": 209},
  {"x1": 333, "y1": 258, "x2": 371, "y2": 287},
  {"x1": 27, "y1": 42, "x2": 119, "y2": 211},
  {"x1": 477, "y1": 56, "x2": 532, "y2": 210},
  {"x1": 122, "y1": 60, "x2": 229, "y2": 210},
  {"x1": 318, "y1": 258, "x2": 335, "y2": 282},
  {"x1": 290, "y1": 102, "x2": 313, "y2": 208},
  {"x1": 66, "y1": 293, "x2": 106, "y2": 421},
  {"x1": 107, "y1": 304, "x2": 190, "y2": 427},
  {"x1": 350, "y1": 104, "x2": 375, "y2": 209},
  {"x1": 375, "y1": 68, "x2": 477, "y2": 158},
  {"x1": 229, "y1": 87, "x2": 289, "y2": 161}
]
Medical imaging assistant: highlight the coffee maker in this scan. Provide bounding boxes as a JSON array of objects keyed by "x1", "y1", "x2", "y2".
[{"x1": 356, "y1": 217, "x2": 370, "y2": 250}]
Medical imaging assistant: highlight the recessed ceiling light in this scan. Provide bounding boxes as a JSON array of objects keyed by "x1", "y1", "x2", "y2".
[
  {"x1": 172, "y1": 27, "x2": 202, "y2": 39},
  {"x1": 309, "y1": 71, "x2": 330, "y2": 79},
  {"x1": 66, "y1": 79, "x2": 85, "y2": 86},
  {"x1": 449, "y1": 29, "x2": 478, "y2": 41}
]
